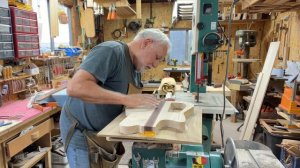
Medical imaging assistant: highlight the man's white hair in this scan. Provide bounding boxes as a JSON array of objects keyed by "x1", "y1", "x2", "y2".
[{"x1": 134, "y1": 28, "x2": 171, "y2": 52}]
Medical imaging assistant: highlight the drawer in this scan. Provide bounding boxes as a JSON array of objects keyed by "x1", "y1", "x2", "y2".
[
  {"x1": 0, "y1": 16, "x2": 10, "y2": 25},
  {"x1": 6, "y1": 118, "x2": 54, "y2": 158},
  {"x1": 0, "y1": 34, "x2": 12, "y2": 42},
  {"x1": 0, "y1": 7, "x2": 9, "y2": 17},
  {"x1": 0, "y1": 50, "x2": 14, "y2": 59},
  {"x1": 0, "y1": 24, "x2": 11, "y2": 33},
  {"x1": 0, "y1": 42, "x2": 13, "y2": 50},
  {"x1": 15, "y1": 34, "x2": 39, "y2": 42}
]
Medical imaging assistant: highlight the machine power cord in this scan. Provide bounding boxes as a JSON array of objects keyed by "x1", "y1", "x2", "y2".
[{"x1": 221, "y1": 0, "x2": 239, "y2": 148}]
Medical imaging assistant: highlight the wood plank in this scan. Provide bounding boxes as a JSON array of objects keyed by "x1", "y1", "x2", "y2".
[
  {"x1": 136, "y1": 0, "x2": 141, "y2": 19},
  {"x1": 232, "y1": 58, "x2": 261, "y2": 63},
  {"x1": 84, "y1": 8, "x2": 95, "y2": 38},
  {"x1": 98, "y1": 107, "x2": 202, "y2": 144},
  {"x1": 119, "y1": 101, "x2": 194, "y2": 134},
  {"x1": 240, "y1": 42, "x2": 280, "y2": 140},
  {"x1": 49, "y1": 0, "x2": 59, "y2": 37},
  {"x1": 277, "y1": 108, "x2": 300, "y2": 128}
]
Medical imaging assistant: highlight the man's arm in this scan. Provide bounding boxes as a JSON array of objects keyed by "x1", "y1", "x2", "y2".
[{"x1": 67, "y1": 69, "x2": 159, "y2": 107}]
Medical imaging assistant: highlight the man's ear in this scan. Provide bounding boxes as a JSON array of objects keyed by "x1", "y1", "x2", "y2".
[{"x1": 141, "y1": 39, "x2": 153, "y2": 49}]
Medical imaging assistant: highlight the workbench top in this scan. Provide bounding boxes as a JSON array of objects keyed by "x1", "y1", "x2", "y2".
[{"x1": 0, "y1": 99, "x2": 61, "y2": 143}]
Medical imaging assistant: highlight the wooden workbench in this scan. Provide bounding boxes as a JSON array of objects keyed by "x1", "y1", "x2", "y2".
[{"x1": 0, "y1": 100, "x2": 61, "y2": 168}]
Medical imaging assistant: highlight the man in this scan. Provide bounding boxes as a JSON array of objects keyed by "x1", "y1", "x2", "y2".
[{"x1": 60, "y1": 28, "x2": 171, "y2": 168}]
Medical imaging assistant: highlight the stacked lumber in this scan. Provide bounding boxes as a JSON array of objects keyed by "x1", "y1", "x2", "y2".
[{"x1": 241, "y1": 0, "x2": 300, "y2": 13}]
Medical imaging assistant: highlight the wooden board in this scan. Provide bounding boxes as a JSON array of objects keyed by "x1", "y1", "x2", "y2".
[
  {"x1": 97, "y1": 107, "x2": 202, "y2": 144},
  {"x1": 119, "y1": 101, "x2": 194, "y2": 134},
  {"x1": 240, "y1": 42, "x2": 280, "y2": 140},
  {"x1": 49, "y1": 0, "x2": 59, "y2": 37},
  {"x1": 84, "y1": 8, "x2": 95, "y2": 38}
]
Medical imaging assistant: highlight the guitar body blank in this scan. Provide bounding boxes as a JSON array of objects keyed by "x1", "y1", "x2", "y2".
[{"x1": 119, "y1": 101, "x2": 194, "y2": 134}]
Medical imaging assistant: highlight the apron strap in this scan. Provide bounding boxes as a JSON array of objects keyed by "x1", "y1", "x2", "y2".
[{"x1": 63, "y1": 99, "x2": 117, "y2": 161}]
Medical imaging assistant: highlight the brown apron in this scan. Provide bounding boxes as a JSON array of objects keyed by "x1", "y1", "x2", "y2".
[{"x1": 64, "y1": 83, "x2": 142, "y2": 168}]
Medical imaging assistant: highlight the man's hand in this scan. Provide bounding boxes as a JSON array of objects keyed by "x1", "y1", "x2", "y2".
[{"x1": 124, "y1": 94, "x2": 160, "y2": 108}]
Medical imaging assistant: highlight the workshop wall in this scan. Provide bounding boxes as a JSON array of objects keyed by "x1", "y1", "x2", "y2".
[
  {"x1": 103, "y1": 2, "x2": 191, "y2": 81},
  {"x1": 212, "y1": 22, "x2": 265, "y2": 84},
  {"x1": 261, "y1": 11, "x2": 300, "y2": 69}
]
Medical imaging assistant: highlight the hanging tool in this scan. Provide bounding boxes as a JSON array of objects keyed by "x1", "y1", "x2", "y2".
[
  {"x1": 107, "y1": 4, "x2": 112, "y2": 20},
  {"x1": 144, "y1": 1, "x2": 156, "y2": 28},
  {"x1": 111, "y1": 3, "x2": 117, "y2": 20}
]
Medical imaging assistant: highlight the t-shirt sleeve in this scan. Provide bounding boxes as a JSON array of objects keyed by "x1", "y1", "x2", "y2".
[{"x1": 80, "y1": 46, "x2": 119, "y2": 84}]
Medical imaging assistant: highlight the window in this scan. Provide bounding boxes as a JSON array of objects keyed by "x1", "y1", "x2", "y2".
[
  {"x1": 54, "y1": 4, "x2": 71, "y2": 48},
  {"x1": 32, "y1": 0, "x2": 72, "y2": 53},
  {"x1": 32, "y1": 0, "x2": 51, "y2": 53},
  {"x1": 169, "y1": 29, "x2": 192, "y2": 66}
]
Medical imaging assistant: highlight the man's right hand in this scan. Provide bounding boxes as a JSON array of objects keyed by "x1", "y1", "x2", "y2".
[{"x1": 124, "y1": 94, "x2": 160, "y2": 108}]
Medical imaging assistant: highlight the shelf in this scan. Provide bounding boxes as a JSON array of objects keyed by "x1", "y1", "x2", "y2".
[
  {"x1": 19, "y1": 148, "x2": 50, "y2": 168},
  {"x1": 0, "y1": 74, "x2": 35, "y2": 83},
  {"x1": 276, "y1": 108, "x2": 300, "y2": 128},
  {"x1": 12, "y1": 89, "x2": 27, "y2": 94},
  {"x1": 240, "y1": 0, "x2": 300, "y2": 13},
  {"x1": 219, "y1": 19, "x2": 269, "y2": 25},
  {"x1": 232, "y1": 58, "x2": 260, "y2": 63},
  {"x1": 99, "y1": 0, "x2": 139, "y2": 18},
  {"x1": 243, "y1": 96, "x2": 252, "y2": 103}
]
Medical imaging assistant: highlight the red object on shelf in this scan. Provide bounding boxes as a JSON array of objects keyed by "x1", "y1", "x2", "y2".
[{"x1": 9, "y1": 7, "x2": 40, "y2": 59}]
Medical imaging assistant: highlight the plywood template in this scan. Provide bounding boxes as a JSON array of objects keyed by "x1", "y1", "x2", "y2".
[
  {"x1": 84, "y1": 8, "x2": 95, "y2": 38},
  {"x1": 119, "y1": 101, "x2": 194, "y2": 134},
  {"x1": 97, "y1": 103, "x2": 202, "y2": 144},
  {"x1": 240, "y1": 42, "x2": 280, "y2": 140},
  {"x1": 49, "y1": 0, "x2": 59, "y2": 37}
]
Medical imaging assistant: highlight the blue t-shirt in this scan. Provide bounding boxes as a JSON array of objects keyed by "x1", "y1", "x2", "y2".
[{"x1": 60, "y1": 41, "x2": 139, "y2": 149}]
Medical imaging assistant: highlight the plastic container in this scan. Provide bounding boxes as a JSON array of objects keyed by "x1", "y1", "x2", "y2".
[
  {"x1": 0, "y1": 24, "x2": 11, "y2": 33},
  {"x1": 15, "y1": 34, "x2": 39, "y2": 42},
  {"x1": 0, "y1": 34, "x2": 12, "y2": 42},
  {"x1": 9, "y1": 7, "x2": 37, "y2": 20},
  {"x1": 0, "y1": 42, "x2": 13, "y2": 50},
  {"x1": 262, "y1": 127, "x2": 300, "y2": 159},
  {"x1": 59, "y1": 47, "x2": 82, "y2": 57},
  {"x1": 0, "y1": 50, "x2": 14, "y2": 59},
  {"x1": 0, "y1": 17, "x2": 11, "y2": 25},
  {"x1": 0, "y1": 8, "x2": 9, "y2": 17},
  {"x1": 280, "y1": 146, "x2": 300, "y2": 168}
]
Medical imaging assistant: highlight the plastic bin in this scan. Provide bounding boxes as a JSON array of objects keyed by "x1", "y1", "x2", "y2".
[
  {"x1": 0, "y1": 17, "x2": 11, "y2": 25},
  {"x1": 0, "y1": 24, "x2": 11, "y2": 33},
  {"x1": 0, "y1": 42, "x2": 13, "y2": 50},
  {"x1": 0, "y1": 34, "x2": 12, "y2": 42},
  {"x1": 9, "y1": 7, "x2": 37, "y2": 20},
  {"x1": 59, "y1": 47, "x2": 82, "y2": 57},
  {"x1": 15, "y1": 34, "x2": 39, "y2": 42},
  {"x1": 0, "y1": 8, "x2": 9, "y2": 17},
  {"x1": 280, "y1": 146, "x2": 300, "y2": 168},
  {"x1": 262, "y1": 127, "x2": 300, "y2": 159},
  {"x1": 0, "y1": 50, "x2": 14, "y2": 59}
]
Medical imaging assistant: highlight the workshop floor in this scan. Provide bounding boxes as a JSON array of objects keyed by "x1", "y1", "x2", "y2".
[{"x1": 117, "y1": 116, "x2": 243, "y2": 167}]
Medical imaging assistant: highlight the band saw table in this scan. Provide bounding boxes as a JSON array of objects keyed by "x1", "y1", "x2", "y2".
[{"x1": 97, "y1": 91, "x2": 237, "y2": 168}]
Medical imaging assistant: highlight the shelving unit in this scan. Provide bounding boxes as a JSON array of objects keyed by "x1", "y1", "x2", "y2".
[
  {"x1": 219, "y1": 19, "x2": 269, "y2": 25},
  {"x1": 0, "y1": 74, "x2": 35, "y2": 83},
  {"x1": 240, "y1": 0, "x2": 300, "y2": 13}
]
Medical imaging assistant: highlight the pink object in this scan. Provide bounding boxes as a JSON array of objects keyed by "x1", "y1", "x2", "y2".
[{"x1": 0, "y1": 99, "x2": 51, "y2": 121}]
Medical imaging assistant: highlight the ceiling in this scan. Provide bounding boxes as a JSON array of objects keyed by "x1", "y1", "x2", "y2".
[{"x1": 128, "y1": 0, "x2": 175, "y2": 3}]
